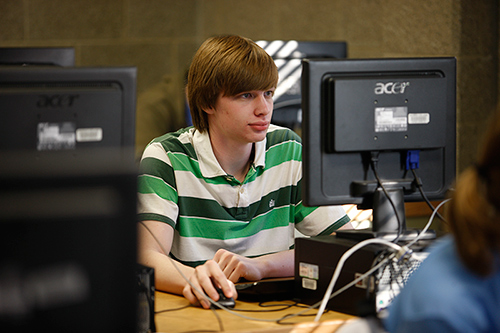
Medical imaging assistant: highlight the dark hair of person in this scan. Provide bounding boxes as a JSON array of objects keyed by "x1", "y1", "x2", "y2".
[{"x1": 445, "y1": 107, "x2": 500, "y2": 276}]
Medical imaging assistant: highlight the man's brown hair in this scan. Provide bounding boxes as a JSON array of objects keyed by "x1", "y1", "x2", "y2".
[{"x1": 187, "y1": 35, "x2": 278, "y2": 133}]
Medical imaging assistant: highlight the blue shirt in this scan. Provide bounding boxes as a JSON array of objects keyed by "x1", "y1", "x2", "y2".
[{"x1": 384, "y1": 235, "x2": 500, "y2": 333}]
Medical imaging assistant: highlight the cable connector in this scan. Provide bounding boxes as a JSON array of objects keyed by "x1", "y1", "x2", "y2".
[
  {"x1": 406, "y1": 150, "x2": 420, "y2": 170},
  {"x1": 395, "y1": 245, "x2": 413, "y2": 262}
]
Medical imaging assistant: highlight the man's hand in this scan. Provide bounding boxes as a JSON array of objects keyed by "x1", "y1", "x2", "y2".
[
  {"x1": 182, "y1": 259, "x2": 237, "y2": 309},
  {"x1": 213, "y1": 249, "x2": 266, "y2": 283}
]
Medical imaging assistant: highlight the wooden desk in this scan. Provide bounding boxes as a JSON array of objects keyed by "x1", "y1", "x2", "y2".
[{"x1": 154, "y1": 291, "x2": 355, "y2": 333}]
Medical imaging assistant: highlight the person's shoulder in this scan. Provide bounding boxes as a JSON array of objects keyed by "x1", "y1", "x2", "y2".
[
  {"x1": 266, "y1": 125, "x2": 302, "y2": 145},
  {"x1": 149, "y1": 127, "x2": 195, "y2": 153}
]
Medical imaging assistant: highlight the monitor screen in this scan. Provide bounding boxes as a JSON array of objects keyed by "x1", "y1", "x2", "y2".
[
  {"x1": 0, "y1": 47, "x2": 75, "y2": 67},
  {"x1": 301, "y1": 57, "x2": 456, "y2": 235},
  {"x1": 0, "y1": 149, "x2": 138, "y2": 332},
  {"x1": 0, "y1": 66, "x2": 136, "y2": 160},
  {"x1": 257, "y1": 40, "x2": 347, "y2": 131}
]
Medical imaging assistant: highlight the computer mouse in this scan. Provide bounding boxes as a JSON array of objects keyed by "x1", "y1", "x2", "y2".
[{"x1": 210, "y1": 286, "x2": 235, "y2": 309}]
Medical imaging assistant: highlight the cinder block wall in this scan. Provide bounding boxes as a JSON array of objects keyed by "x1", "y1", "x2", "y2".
[{"x1": 1, "y1": 0, "x2": 498, "y2": 174}]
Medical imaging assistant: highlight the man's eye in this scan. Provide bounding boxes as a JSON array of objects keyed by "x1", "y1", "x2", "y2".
[
  {"x1": 241, "y1": 93, "x2": 251, "y2": 99},
  {"x1": 265, "y1": 90, "x2": 274, "y2": 97}
]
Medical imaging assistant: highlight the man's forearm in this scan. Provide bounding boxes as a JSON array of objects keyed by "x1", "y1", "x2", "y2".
[
  {"x1": 139, "y1": 249, "x2": 193, "y2": 295},
  {"x1": 257, "y1": 249, "x2": 295, "y2": 279}
]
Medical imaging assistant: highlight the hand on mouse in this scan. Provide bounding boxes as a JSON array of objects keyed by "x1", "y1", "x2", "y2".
[{"x1": 182, "y1": 259, "x2": 237, "y2": 309}]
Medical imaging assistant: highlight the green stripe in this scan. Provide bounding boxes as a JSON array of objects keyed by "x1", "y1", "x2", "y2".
[
  {"x1": 266, "y1": 127, "x2": 301, "y2": 148},
  {"x1": 177, "y1": 183, "x2": 299, "y2": 221},
  {"x1": 318, "y1": 214, "x2": 352, "y2": 235},
  {"x1": 265, "y1": 141, "x2": 302, "y2": 169},
  {"x1": 176, "y1": 206, "x2": 291, "y2": 239},
  {"x1": 140, "y1": 157, "x2": 176, "y2": 188},
  {"x1": 138, "y1": 175, "x2": 178, "y2": 202},
  {"x1": 137, "y1": 213, "x2": 175, "y2": 229}
]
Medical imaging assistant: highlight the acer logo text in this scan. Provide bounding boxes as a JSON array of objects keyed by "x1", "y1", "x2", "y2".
[
  {"x1": 37, "y1": 94, "x2": 79, "y2": 108},
  {"x1": 374, "y1": 82, "x2": 409, "y2": 95}
]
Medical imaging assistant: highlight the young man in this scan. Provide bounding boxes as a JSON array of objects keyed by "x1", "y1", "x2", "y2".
[{"x1": 137, "y1": 35, "x2": 351, "y2": 309}]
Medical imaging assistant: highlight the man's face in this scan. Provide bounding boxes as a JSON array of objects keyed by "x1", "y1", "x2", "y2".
[{"x1": 206, "y1": 88, "x2": 275, "y2": 145}]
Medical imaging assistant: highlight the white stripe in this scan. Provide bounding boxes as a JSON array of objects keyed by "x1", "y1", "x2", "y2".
[
  {"x1": 138, "y1": 192, "x2": 179, "y2": 222},
  {"x1": 141, "y1": 142, "x2": 171, "y2": 166},
  {"x1": 175, "y1": 159, "x2": 302, "y2": 207},
  {"x1": 171, "y1": 225, "x2": 295, "y2": 262}
]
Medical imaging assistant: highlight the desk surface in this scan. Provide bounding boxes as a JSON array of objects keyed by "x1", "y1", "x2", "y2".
[{"x1": 154, "y1": 291, "x2": 355, "y2": 333}]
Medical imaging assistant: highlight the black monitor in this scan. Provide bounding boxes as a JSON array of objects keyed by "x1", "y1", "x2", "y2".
[
  {"x1": 256, "y1": 40, "x2": 347, "y2": 131},
  {"x1": 0, "y1": 149, "x2": 138, "y2": 332},
  {"x1": 0, "y1": 66, "x2": 136, "y2": 160},
  {"x1": 301, "y1": 57, "x2": 456, "y2": 238},
  {"x1": 0, "y1": 47, "x2": 75, "y2": 67}
]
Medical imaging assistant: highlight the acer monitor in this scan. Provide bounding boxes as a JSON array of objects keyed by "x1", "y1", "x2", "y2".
[
  {"x1": 0, "y1": 47, "x2": 75, "y2": 67},
  {"x1": 256, "y1": 40, "x2": 347, "y2": 131},
  {"x1": 0, "y1": 149, "x2": 138, "y2": 332},
  {"x1": 301, "y1": 57, "x2": 456, "y2": 238},
  {"x1": 0, "y1": 66, "x2": 136, "y2": 160}
]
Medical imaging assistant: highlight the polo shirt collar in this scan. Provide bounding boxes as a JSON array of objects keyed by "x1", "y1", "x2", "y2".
[{"x1": 193, "y1": 129, "x2": 266, "y2": 179}]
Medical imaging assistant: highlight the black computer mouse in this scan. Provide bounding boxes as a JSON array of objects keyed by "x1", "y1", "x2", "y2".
[{"x1": 210, "y1": 286, "x2": 235, "y2": 309}]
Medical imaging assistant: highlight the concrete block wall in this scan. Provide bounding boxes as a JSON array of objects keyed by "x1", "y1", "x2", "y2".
[{"x1": 0, "y1": 0, "x2": 498, "y2": 174}]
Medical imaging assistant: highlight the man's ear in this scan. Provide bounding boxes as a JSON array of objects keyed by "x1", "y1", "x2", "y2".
[{"x1": 203, "y1": 107, "x2": 215, "y2": 115}]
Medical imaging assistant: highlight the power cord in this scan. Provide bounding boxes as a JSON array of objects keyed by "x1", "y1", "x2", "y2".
[{"x1": 370, "y1": 151, "x2": 404, "y2": 242}]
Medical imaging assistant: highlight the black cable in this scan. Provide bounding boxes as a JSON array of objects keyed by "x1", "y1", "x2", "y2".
[
  {"x1": 411, "y1": 169, "x2": 447, "y2": 222},
  {"x1": 228, "y1": 301, "x2": 298, "y2": 313},
  {"x1": 370, "y1": 151, "x2": 403, "y2": 242}
]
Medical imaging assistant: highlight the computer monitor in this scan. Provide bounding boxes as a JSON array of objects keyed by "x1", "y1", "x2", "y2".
[
  {"x1": 301, "y1": 57, "x2": 456, "y2": 237},
  {"x1": 0, "y1": 149, "x2": 138, "y2": 332},
  {"x1": 256, "y1": 40, "x2": 347, "y2": 130},
  {"x1": 0, "y1": 47, "x2": 75, "y2": 67},
  {"x1": 0, "y1": 66, "x2": 136, "y2": 160}
]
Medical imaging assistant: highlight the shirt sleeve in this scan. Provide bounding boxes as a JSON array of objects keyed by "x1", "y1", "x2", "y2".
[
  {"x1": 295, "y1": 204, "x2": 350, "y2": 236},
  {"x1": 137, "y1": 141, "x2": 179, "y2": 228}
]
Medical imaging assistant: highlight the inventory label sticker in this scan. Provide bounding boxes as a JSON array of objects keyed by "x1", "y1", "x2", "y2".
[
  {"x1": 37, "y1": 122, "x2": 76, "y2": 151},
  {"x1": 76, "y1": 128, "x2": 103, "y2": 142},
  {"x1": 299, "y1": 262, "x2": 319, "y2": 279},
  {"x1": 302, "y1": 278, "x2": 317, "y2": 291},
  {"x1": 408, "y1": 113, "x2": 430, "y2": 124},
  {"x1": 375, "y1": 106, "x2": 408, "y2": 132}
]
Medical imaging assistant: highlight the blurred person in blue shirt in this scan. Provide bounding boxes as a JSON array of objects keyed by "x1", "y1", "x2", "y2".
[{"x1": 384, "y1": 107, "x2": 500, "y2": 333}]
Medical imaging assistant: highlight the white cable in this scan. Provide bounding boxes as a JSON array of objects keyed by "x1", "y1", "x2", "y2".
[
  {"x1": 406, "y1": 198, "x2": 451, "y2": 248},
  {"x1": 314, "y1": 238, "x2": 403, "y2": 322}
]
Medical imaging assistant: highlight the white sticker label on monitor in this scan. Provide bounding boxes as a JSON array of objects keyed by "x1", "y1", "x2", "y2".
[
  {"x1": 302, "y1": 278, "x2": 317, "y2": 291},
  {"x1": 408, "y1": 113, "x2": 430, "y2": 124},
  {"x1": 299, "y1": 262, "x2": 319, "y2": 279},
  {"x1": 37, "y1": 122, "x2": 76, "y2": 151},
  {"x1": 375, "y1": 106, "x2": 408, "y2": 132},
  {"x1": 76, "y1": 128, "x2": 103, "y2": 142}
]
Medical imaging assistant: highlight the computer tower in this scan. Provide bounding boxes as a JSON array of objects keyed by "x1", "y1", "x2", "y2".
[{"x1": 294, "y1": 235, "x2": 429, "y2": 316}]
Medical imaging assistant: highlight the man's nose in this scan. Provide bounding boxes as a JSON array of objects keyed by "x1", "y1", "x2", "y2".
[{"x1": 254, "y1": 94, "x2": 273, "y2": 115}]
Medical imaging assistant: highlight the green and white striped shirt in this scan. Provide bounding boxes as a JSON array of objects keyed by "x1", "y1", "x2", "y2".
[{"x1": 138, "y1": 125, "x2": 349, "y2": 267}]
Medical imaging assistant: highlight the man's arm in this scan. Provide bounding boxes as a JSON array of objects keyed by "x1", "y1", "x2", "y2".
[
  {"x1": 138, "y1": 220, "x2": 235, "y2": 308},
  {"x1": 214, "y1": 249, "x2": 295, "y2": 282},
  {"x1": 213, "y1": 219, "x2": 354, "y2": 282}
]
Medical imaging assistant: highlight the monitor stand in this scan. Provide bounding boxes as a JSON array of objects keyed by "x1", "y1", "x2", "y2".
[{"x1": 337, "y1": 187, "x2": 437, "y2": 243}]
